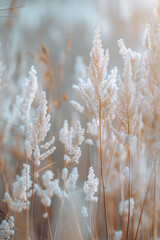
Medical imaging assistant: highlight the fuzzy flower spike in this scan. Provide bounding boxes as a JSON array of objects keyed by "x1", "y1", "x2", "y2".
[
  {"x1": 25, "y1": 91, "x2": 56, "y2": 166},
  {"x1": 15, "y1": 66, "x2": 38, "y2": 125},
  {"x1": 83, "y1": 166, "x2": 99, "y2": 202},
  {"x1": 73, "y1": 25, "x2": 117, "y2": 121}
]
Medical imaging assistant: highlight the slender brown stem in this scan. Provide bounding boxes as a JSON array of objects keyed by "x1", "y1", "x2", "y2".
[
  {"x1": 54, "y1": 162, "x2": 72, "y2": 240},
  {"x1": 90, "y1": 203, "x2": 92, "y2": 238},
  {"x1": 31, "y1": 163, "x2": 36, "y2": 240},
  {"x1": 25, "y1": 155, "x2": 30, "y2": 239},
  {"x1": 125, "y1": 89, "x2": 131, "y2": 240},
  {"x1": 87, "y1": 110, "x2": 92, "y2": 167},
  {"x1": 0, "y1": 156, "x2": 10, "y2": 216},
  {"x1": 69, "y1": 193, "x2": 83, "y2": 240},
  {"x1": 105, "y1": 139, "x2": 116, "y2": 187},
  {"x1": 135, "y1": 159, "x2": 156, "y2": 240},
  {"x1": 105, "y1": 123, "x2": 122, "y2": 188},
  {"x1": 153, "y1": 161, "x2": 157, "y2": 239},
  {"x1": 122, "y1": 178, "x2": 127, "y2": 240},
  {"x1": 95, "y1": 176, "x2": 101, "y2": 238},
  {"x1": 99, "y1": 99, "x2": 109, "y2": 240},
  {"x1": 47, "y1": 211, "x2": 53, "y2": 240},
  {"x1": 40, "y1": 213, "x2": 45, "y2": 240},
  {"x1": 95, "y1": 138, "x2": 100, "y2": 238},
  {"x1": 36, "y1": 177, "x2": 53, "y2": 240},
  {"x1": 126, "y1": 149, "x2": 131, "y2": 240}
]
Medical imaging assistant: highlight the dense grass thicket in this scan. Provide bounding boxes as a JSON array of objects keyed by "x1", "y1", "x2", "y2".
[{"x1": 0, "y1": 0, "x2": 160, "y2": 239}]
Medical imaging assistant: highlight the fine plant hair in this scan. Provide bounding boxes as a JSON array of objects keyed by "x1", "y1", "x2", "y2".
[{"x1": 1, "y1": 1, "x2": 160, "y2": 240}]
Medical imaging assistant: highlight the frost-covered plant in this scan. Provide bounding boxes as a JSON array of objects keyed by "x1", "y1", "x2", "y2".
[
  {"x1": 70, "y1": 100, "x2": 84, "y2": 113},
  {"x1": 73, "y1": 25, "x2": 117, "y2": 121},
  {"x1": 87, "y1": 118, "x2": 99, "y2": 137},
  {"x1": 15, "y1": 66, "x2": 56, "y2": 166},
  {"x1": 1, "y1": 1, "x2": 160, "y2": 239},
  {"x1": 15, "y1": 66, "x2": 38, "y2": 125},
  {"x1": 59, "y1": 120, "x2": 84, "y2": 164},
  {"x1": 143, "y1": 2, "x2": 160, "y2": 90},
  {"x1": 83, "y1": 166, "x2": 99, "y2": 202},
  {"x1": 73, "y1": 25, "x2": 117, "y2": 237},
  {"x1": 25, "y1": 91, "x2": 56, "y2": 166},
  {"x1": 34, "y1": 170, "x2": 65, "y2": 207},
  {"x1": 142, "y1": 2, "x2": 160, "y2": 156},
  {"x1": 0, "y1": 216, "x2": 15, "y2": 240},
  {"x1": 4, "y1": 164, "x2": 32, "y2": 212},
  {"x1": 111, "y1": 39, "x2": 141, "y2": 149}
]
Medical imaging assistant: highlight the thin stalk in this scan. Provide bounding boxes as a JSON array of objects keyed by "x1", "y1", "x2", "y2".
[
  {"x1": 46, "y1": 212, "x2": 53, "y2": 240},
  {"x1": 95, "y1": 137, "x2": 100, "y2": 238},
  {"x1": 40, "y1": 213, "x2": 45, "y2": 240},
  {"x1": 105, "y1": 123, "x2": 122, "y2": 188},
  {"x1": 35, "y1": 161, "x2": 56, "y2": 177},
  {"x1": 54, "y1": 162, "x2": 73, "y2": 240},
  {"x1": 99, "y1": 99, "x2": 109, "y2": 240},
  {"x1": 84, "y1": 218, "x2": 92, "y2": 238},
  {"x1": 90, "y1": 204, "x2": 94, "y2": 240},
  {"x1": 54, "y1": 196, "x2": 64, "y2": 240},
  {"x1": 36, "y1": 177, "x2": 53, "y2": 240},
  {"x1": 95, "y1": 176, "x2": 102, "y2": 238},
  {"x1": 87, "y1": 111, "x2": 92, "y2": 167},
  {"x1": 125, "y1": 89, "x2": 131, "y2": 240},
  {"x1": 122, "y1": 178, "x2": 127, "y2": 240},
  {"x1": 30, "y1": 163, "x2": 36, "y2": 240},
  {"x1": 153, "y1": 162, "x2": 157, "y2": 239},
  {"x1": 105, "y1": 139, "x2": 116, "y2": 187},
  {"x1": 25, "y1": 155, "x2": 30, "y2": 240},
  {"x1": 68, "y1": 192, "x2": 83, "y2": 240},
  {"x1": 135, "y1": 159, "x2": 156, "y2": 240},
  {"x1": 55, "y1": 189, "x2": 83, "y2": 240},
  {"x1": 90, "y1": 203, "x2": 92, "y2": 237},
  {"x1": 126, "y1": 149, "x2": 131, "y2": 240},
  {"x1": 0, "y1": 157, "x2": 10, "y2": 216}
]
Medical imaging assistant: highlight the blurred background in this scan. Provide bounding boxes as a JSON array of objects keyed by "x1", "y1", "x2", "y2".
[
  {"x1": 0, "y1": 0, "x2": 157, "y2": 184},
  {"x1": 0, "y1": 1, "x2": 158, "y2": 239},
  {"x1": 0, "y1": 0, "x2": 156, "y2": 82},
  {"x1": 0, "y1": 0, "x2": 157, "y2": 173}
]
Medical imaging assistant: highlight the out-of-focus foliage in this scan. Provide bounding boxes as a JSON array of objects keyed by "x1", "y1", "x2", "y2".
[{"x1": 0, "y1": 0, "x2": 159, "y2": 240}]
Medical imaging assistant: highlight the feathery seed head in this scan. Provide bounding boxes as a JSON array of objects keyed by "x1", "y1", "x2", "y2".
[{"x1": 83, "y1": 166, "x2": 99, "y2": 203}]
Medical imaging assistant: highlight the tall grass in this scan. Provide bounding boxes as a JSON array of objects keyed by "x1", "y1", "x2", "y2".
[{"x1": 0, "y1": 0, "x2": 160, "y2": 240}]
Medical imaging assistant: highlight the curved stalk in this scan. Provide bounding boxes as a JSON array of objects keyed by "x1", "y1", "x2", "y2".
[
  {"x1": 135, "y1": 159, "x2": 156, "y2": 240},
  {"x1": 99, "y1": 99, "x2": 109, "y2": 240}
]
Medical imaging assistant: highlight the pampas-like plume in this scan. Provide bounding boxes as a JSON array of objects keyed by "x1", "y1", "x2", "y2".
[
  {"x1": 4, "y1": 164, "x2": 32, "y2": 212},
  {"x1": 15, "y1": 66, "x2": 38, "y2": 125},
  {"x1": 143, "y1": 2, "x2": 160, "y2": 91},
  {"x1": 34, "y1": 170, "x2": 65, "y2": 207},
  {"x1": 142, "y1": 2, "x2": 160, "y2": 156},
  {"x1": 0, "y1": 216, "x2": 14, "y2": 240},
  {"x1": 25, "y1": 91, "x2": 56, "y2": 166},
  {"x1": 59, "y1": 120, "x2": 84, "y2": 164},
  {"x1": 73, "y1": 25, "x2": 117, "y2": 121},
  {"x1": 111, "y1": 39, "x2": 141, "y2": 149},
  {"x1": 15, "y1": 67, "x2": 56, "y2": 166},
  {"x1": 83, "y1": 166, "x2": 99, "y2": 202}
]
